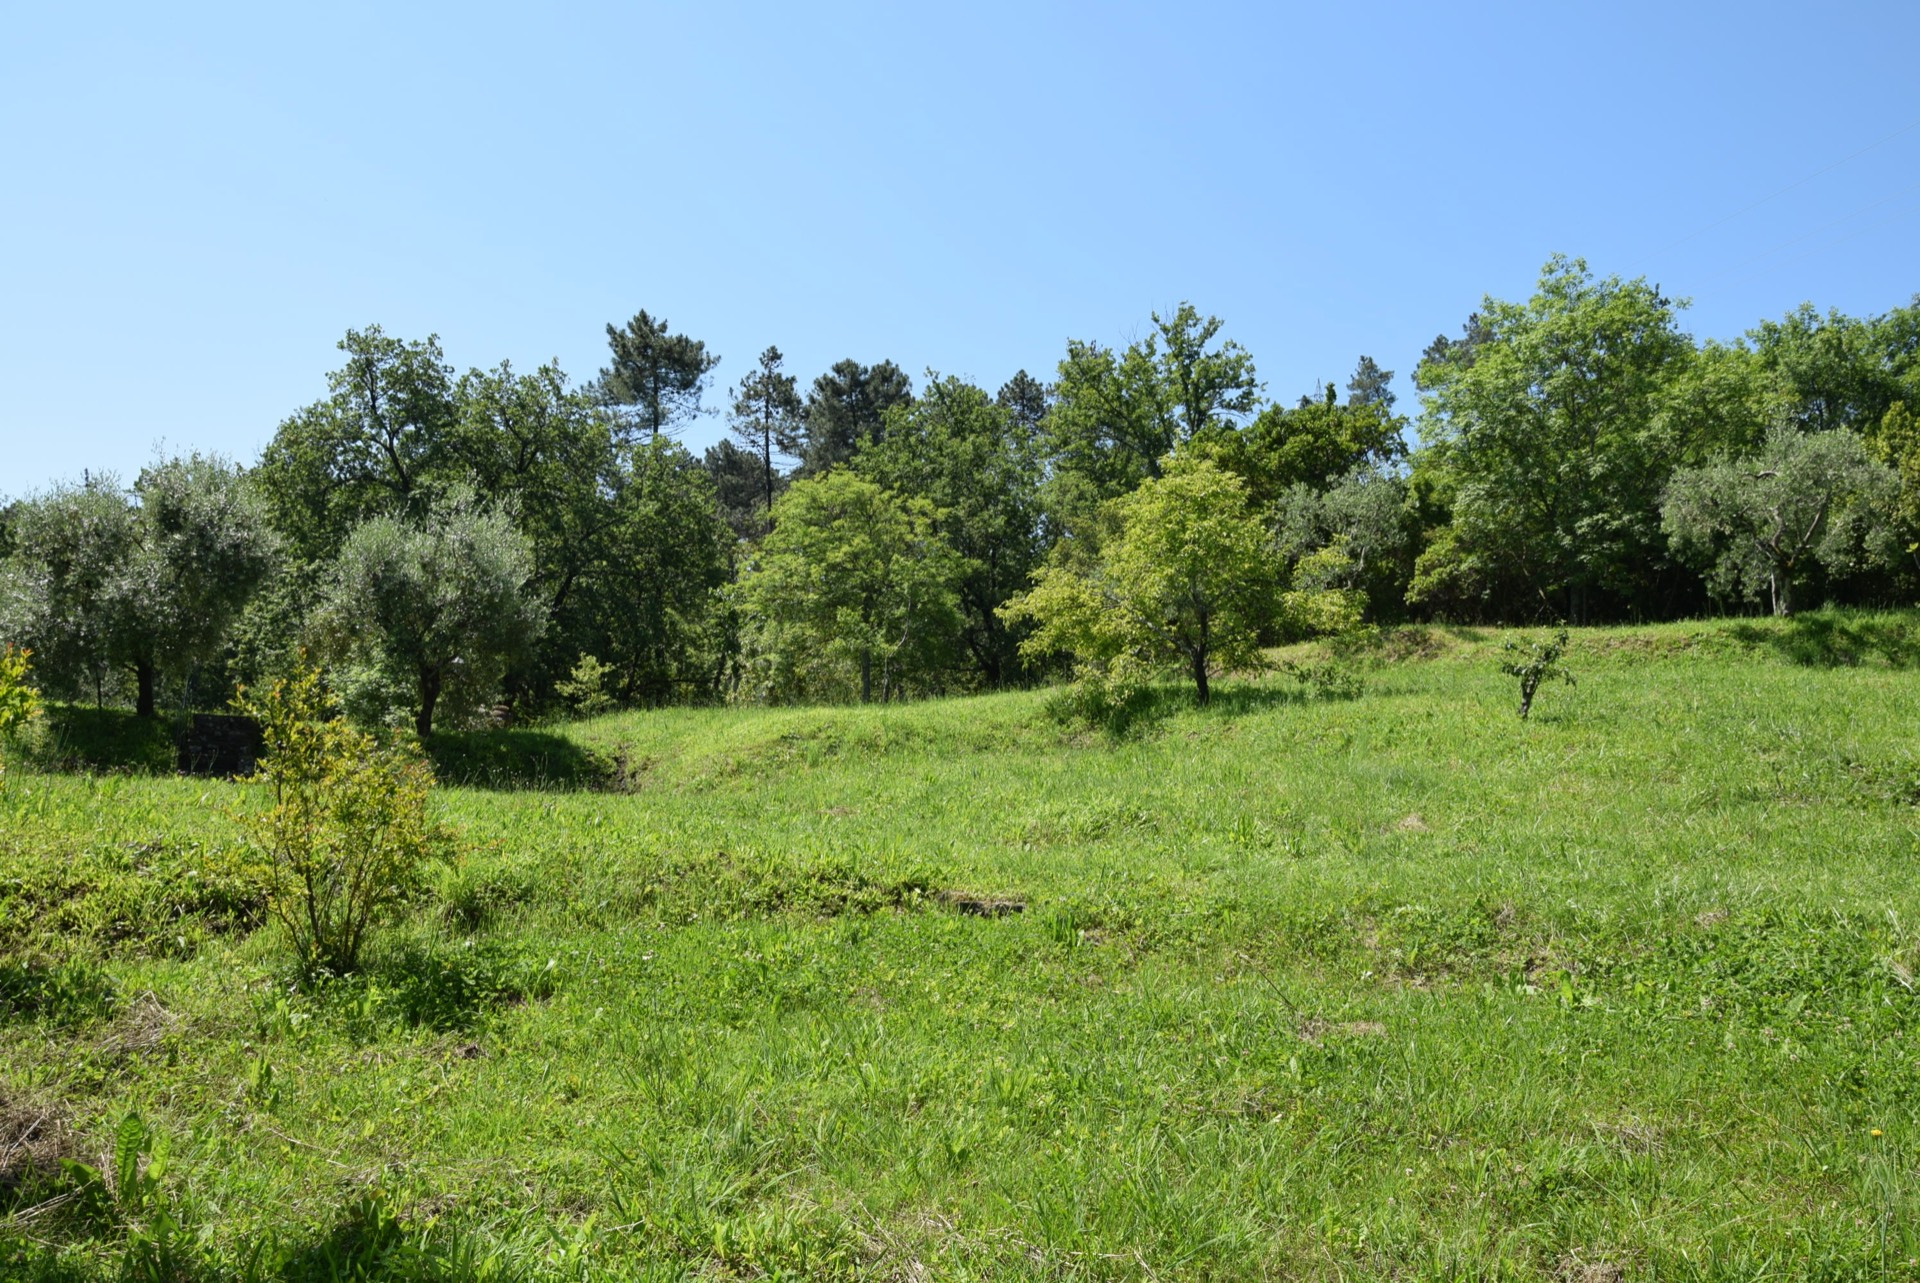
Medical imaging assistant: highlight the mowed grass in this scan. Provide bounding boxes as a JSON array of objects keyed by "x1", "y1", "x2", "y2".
[{"x1": 6, "y1": 614, "x2": 1920, "y2": 1280}]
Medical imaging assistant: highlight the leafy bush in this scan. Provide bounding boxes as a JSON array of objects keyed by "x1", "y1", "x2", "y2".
[
  {"x1": 555, "y1": 653, "x2": 616, "y2": 717},
  {"x1": 0, "y1": 646, "x2": 39, "y2": 789},
  {"x1": 236, "y1": 669, "x2": 454, "y2": 977},
  {"x1": 1500, "y1": 628, "x2": 1575, "y2": 719},
  {"x1": 1278, "y1": 658, "x2": 1363, "y2": 700},
  {"x1": 1042, "y1": 657, "x2": 1160, "y2": 738}
]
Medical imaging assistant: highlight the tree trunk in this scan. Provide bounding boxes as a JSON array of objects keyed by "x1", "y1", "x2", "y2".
[
  {"x1": 1191, "y1": 650, "x2": 1210, "y2": 705},
  {"x1": 762, "y1": 429, "x2": 775, "y2": 533},
  {"x1": 417, "y1": 666, "x2": 441, "y2": 739},
  {"x1": 1772, "y1": 571, "x2": 1793, "y2": 617},
  {"x1": 135, "y1": 661, "x2": 156, "y2": 719},
  {"x1": 860, "y1": 649, "x2": 873, "y2": 704}
]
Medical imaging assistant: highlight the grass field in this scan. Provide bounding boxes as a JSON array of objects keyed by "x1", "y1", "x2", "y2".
[{"x1": 6, "y1": 614, "x2": 1920, "y2": 1280}]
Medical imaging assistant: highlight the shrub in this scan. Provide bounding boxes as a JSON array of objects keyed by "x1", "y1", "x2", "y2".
[
  {"x1": 235, "y1": 669, "x2": 453, "y2": 977},
  {"x1": 1500, "y1": 629, "x2": 1575, "y2": 719},
  {"x1": 0, "y1": 646, "x2": 40, "y2": 788}
]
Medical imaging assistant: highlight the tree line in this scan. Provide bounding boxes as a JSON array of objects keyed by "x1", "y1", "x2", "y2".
[{"x1": 4, "y1": 256, "x2": 1919, "y2": 731}]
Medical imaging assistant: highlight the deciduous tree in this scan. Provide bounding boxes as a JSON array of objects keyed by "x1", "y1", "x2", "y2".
[
  {"x1": 1002, "y1": 458, "x2": 1275, "y2": 704},
  {"x1": 733, "y1": 472, "x2": 962, "y2": 703}
]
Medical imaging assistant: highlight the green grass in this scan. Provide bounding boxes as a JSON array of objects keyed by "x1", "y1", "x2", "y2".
[{"x1": 6, "y1": 612, "x2": 1920, "y2": 1279}]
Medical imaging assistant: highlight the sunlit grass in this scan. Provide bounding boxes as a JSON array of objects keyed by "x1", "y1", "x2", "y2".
[{"x1": 4, "y1": 612, "x2": 1920, "y2": 1279}]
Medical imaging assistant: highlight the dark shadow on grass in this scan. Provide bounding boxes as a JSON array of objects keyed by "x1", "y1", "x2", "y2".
[
  {"x1": 1725, "y1": 612, "x2": 1920, "y2": 669},
  {"x1": 27, "y1": 706, "x2": 179, "y2": 774},
  {"x1": 426, "y1": 728, "x2": 619, "y2": 791}
]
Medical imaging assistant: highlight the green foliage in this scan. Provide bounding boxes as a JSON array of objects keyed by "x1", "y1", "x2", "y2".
[
  {"x1": 733, "y1": 471, "x2": 964, "y2": 703},
  {"x1": 795, "y1": 358, "x2": 914, "y2": 476},
  {"x1": 1194, "y1": 385, "x2": 1406, "y2": 508},
  {"x1": 854, "y1": 374, "x2": 1048, "y2": 686},
  {"x1": 0, "y1": 457, "x2": 276, "y2": 717},
  {"x1": 23, "y1": 705, "x2": 178, "y2": 774},
  {"x1": 322, "y1": 490, "x2": 545, "y2": 736},
  {"x1": 554, "y1": 653, "x2": 615, "y2": 717},
  {"x1": 254, "y1": 326, "x2": 458, "y2": 562},
  {"x1": 1499, "y1": 627, "x2": 1575, "y2": 718},
  {"x1": 235, "y1": 668, "x2": 453, "y2": 977},
  {"x1": 0, "y1": 645, "x2": 39, "y2": 785},
  {"x1": 1272, "y1": 468, "x2": 1418, "y2": 623},
  {"x1": 0, "y1": 472, "x2": 140, "y2": 703},
  {"x1": 1006, "y1": 458, "x2": 1277, "y2": 704},
  {"x1": 1042, "y1": 303, "x2": 1260, "y2": 528},
  {"x1": 599, "y1": 308, "x2": 720, "y2": 441},
  {"x1": 1410, "y1": 256, "x2": 1705, "y2": 621},
  {"x1": 1663, "y1": 428, "x2": 1897, "y2": 616}
]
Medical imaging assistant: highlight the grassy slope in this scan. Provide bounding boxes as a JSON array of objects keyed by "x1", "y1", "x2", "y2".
[{"x1": 6, "y1": 614, "x2": 1920, "y2": 1280}]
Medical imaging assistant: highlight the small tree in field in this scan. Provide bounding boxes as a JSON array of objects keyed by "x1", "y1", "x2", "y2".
[
  {"x1": 236, "y1": 669, "x2": 451, "y2": 977},
  {"x1": 1002, "y1": 458, "x2": 1275, "y2": 705},
  {"x1": 1500, "y1": 629, "x2": 1574, "y2": 719}
]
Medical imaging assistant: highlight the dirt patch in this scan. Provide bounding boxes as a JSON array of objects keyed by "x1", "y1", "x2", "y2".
[
  {"x1": 939, "y1": 892, "x2": 1026, "y2": 918},
  {"x1": 1555, "y1": 1256, "x2": 1625, "y2": 1283},
  {"x1": 1394, "y1": 813, "x2": 1430, "y2": 833},
  {"x1": 1694, "y1": 909, "x2": 1728, "y2": 929},
  {"x1": 0, "y1": 1092, "x2": 78, "y2": 1197},
  {"x1": 100, "y1": 990, "x2": 181, "y2": 1057},
  {"x1": 1298, "y1": 1018, "x2": 1387, "y2": 1044}
]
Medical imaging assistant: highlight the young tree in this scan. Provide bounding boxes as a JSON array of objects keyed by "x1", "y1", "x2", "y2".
[
  {"x1": 733, "y1": 471, "x2": 962, "y2": 703},
  {"x1": 1662, "y1": 428, "x2": 1896, "y2": 616},
  {"x1": 855, "y1": 375, "x2": 1048, "y2": 686},
  {"x1": 254, "y1": 327, "x2": 458, "y2": 561},
  {"x1": 599, "y1": 309, "x2": 720, "y2": 442},
  {"x1": 1002, "y1": 458, "x2": 1276, "y2": 704},
  {"x1": 322, "y1": 492, "x2": 545, "y2": 736},
  {"x1": 727, "y1": 345, "x2": 804, "y2": 524},
  {"x1": 797, "y1": 359, "x2": 914, "y2": 475}
]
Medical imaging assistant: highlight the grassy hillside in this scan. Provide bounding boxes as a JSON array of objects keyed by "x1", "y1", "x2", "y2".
[{"x1": 6, "y1": 614, "x2": 1920, "y2": 1280}]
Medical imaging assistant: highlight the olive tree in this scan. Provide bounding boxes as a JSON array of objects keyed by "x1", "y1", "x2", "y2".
[
  {"x1": 0, "y1": 458, "x2": 276, "y2": 715},
  {"x1": 1661, "y1": 428, "x2": 1896, "y2": 616},
  {"x1": 322, "y1": 493, "x2": 544, "y2": 736}
]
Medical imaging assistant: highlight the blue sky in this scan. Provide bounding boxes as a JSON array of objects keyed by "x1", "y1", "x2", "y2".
[{"x1": 4, "y1": 1, "x2": 1918, "y2": 496}]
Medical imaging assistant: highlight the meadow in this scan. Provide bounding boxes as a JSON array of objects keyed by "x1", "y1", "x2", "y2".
[{"x1": 5, "y1": 614, "x2": 1920, "y2": 1281}]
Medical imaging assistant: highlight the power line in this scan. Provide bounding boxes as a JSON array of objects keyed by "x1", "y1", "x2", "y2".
[
  {"x1": 1652, "y1": 115, "x2": 1920, "y2": 255},
  {"x1": 1718, "y1": 198, "x2": 1920, "y2": 292},
  {"x1": 1698, "y1": 177, "x2": 1920, "y2": 286}
]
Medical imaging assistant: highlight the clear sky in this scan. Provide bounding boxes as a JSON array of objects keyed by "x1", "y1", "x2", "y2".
[{"x1": 4, "y1": 1, "x2": 1918, "y2": 496}]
